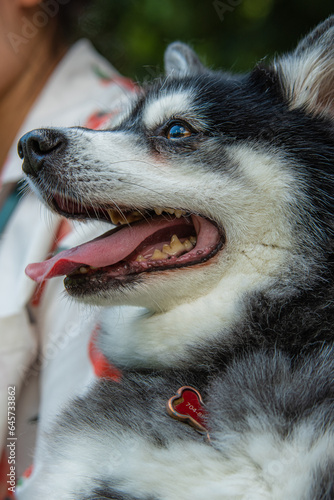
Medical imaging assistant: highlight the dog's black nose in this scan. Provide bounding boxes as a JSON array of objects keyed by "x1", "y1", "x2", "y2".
[{"x1": 18, "y1": 129, "x2": 67, "y2": 177}]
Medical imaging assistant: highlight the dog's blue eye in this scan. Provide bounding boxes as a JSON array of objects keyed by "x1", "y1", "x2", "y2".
[{"x1": 167, "y1": 123, "x2": 192, "y2": 139}]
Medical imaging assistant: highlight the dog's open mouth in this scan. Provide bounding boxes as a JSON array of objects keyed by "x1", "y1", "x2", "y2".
[{"x1": 25, "y1": 195, "x2": 225, "y2": 286}]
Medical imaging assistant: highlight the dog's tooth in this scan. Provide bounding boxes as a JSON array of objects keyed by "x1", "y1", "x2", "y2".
[
  {"x1": 163, "y1": 234, "x2": 185, "y2": 256},
  {"x1": 183, "y1": 239, "x2": 194, "y2": 251},
  {"x1": 189, "y1": 236, "x2": 197, "y2": 246},
  {"x1": 136, "y1": 255, "x2": 146, "y2": 262},
  {"x1": 170, "y1": 234, "x2": 184, "y2": 249},
  {"x1": 151, "y1": 249, "x2": 169, "y2": 260},
  {"x1": 79, "y1": 266, "x2": 88, "y2": 274},
  {"x1": 107, "y1": 209, "x2": 143, "y2": 225},
  {"x1": 118, "y1": 213, "x2": 131, "y2": 225},
  {"x1": 162, "y1": 244, "x2": 171, "y2": 255},
  {"x1": 107, "y1": 209, "x2": 120, "y2": 225},
  {"x1": 124, "y1": 212, "x2": 143, "y2": 224},
  {"x1": 154, "y1": 207, "x2": 186, "y2": 218}
]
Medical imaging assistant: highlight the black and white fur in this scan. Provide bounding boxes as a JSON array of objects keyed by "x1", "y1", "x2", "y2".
[{"x1": 19, "y1": 17, "x2": 334, "y2": 499}]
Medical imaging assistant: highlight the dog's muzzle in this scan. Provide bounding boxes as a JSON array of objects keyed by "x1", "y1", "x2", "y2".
[{"x1": 18, "y1": 128, "x2": 67, "y2": 177}]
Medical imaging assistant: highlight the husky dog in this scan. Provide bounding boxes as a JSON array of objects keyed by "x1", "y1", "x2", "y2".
[{"x1": 18, "y1": 17, "x2": 334, "y2": 500}]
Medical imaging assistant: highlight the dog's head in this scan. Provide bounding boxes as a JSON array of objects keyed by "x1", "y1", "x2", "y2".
[{"x1": 19, "y1": 18, "x2": 334, "y2": 367}]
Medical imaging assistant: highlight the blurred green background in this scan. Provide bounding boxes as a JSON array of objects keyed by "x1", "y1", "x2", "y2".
[{"x1": 75, "y1": 0, "x2": 333, "y2": 81}]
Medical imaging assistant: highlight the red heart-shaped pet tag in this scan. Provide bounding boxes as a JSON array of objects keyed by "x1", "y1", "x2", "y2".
[{"x1": 167, "y1": 386, "x2": 209, "y2": 438}]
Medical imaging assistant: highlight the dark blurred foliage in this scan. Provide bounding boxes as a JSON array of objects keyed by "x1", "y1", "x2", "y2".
[{"x1": 72, "y1": 0, "x2": 333, "y2": 81}]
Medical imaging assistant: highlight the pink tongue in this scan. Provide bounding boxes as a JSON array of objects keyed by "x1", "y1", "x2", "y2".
[{"x1": 26, "y1": 216, "x2": 205, "y2": 283}]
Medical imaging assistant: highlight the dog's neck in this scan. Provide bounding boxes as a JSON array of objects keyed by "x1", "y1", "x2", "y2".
[
  {"x1": 98, "y1": 262, "x2": 334, "y2": 371},
  {"x1": 97, "y1": 271, "x2": 262, "y2": 370}
]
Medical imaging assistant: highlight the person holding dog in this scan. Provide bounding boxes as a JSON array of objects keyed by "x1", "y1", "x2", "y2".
[{"x1": 0, "y1": 1, "x2": 134, "y2": 497}]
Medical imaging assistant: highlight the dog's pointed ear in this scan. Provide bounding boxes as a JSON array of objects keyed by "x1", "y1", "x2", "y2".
[
  {"x1": 164, "y1": 42, "x2": 206, "y2": 77},
  {"x1": 273, "y1": 16, "x2": 334, "y2": 118}
]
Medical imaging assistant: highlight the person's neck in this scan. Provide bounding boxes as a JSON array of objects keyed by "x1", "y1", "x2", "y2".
[{"x1": 0, "y1": 38, "x2": 66, "y2": 174}]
